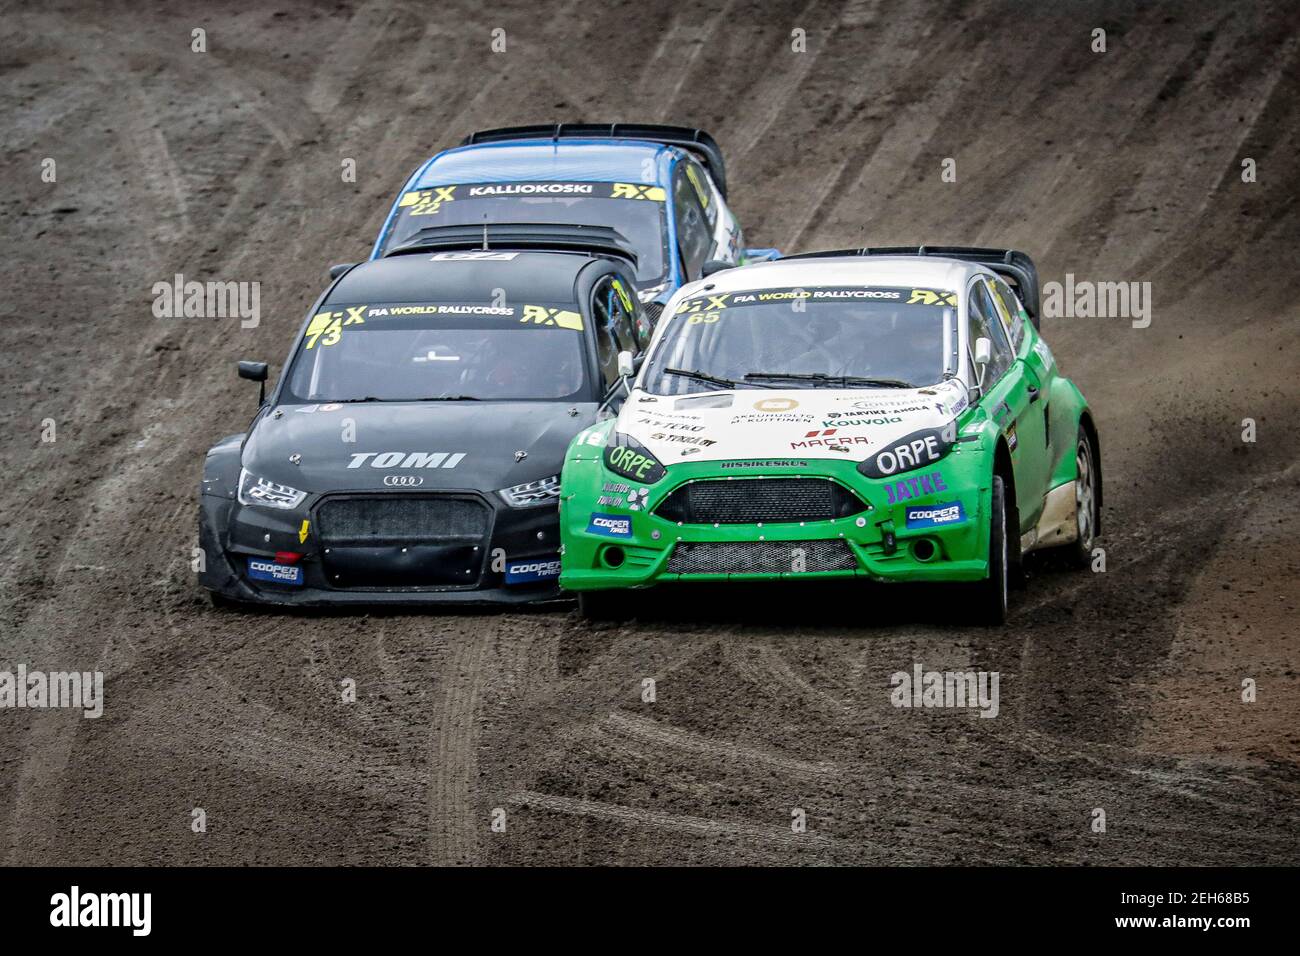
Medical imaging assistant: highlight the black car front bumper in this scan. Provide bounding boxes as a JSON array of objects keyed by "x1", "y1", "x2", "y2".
[{"x1": 198, "y1": 488, "x2": 564, "y2": 607}]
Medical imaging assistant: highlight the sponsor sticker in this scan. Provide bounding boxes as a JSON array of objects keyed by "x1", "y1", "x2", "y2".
[
  {"x1": 397, "y1": 181, "x2": 666, "y2": 207},
  {"x1": 428, "y1": 251, "x2": 520, "y2": 261},
  {"x1": 504, "y1": 558, "x2": 562, "y2": 585},
  {"x1": 587, "y1": 513, "x2": 632, "y2": 538},
  {"x1": 719, "y1": 459, "x2": 809, "y2": 469},
  {"x1": 672, "y1": 285, "x2": 958, "y2": 313},
  {"x1": 247, "y1": 558, "x2": 304, "y2": 586},
  {"x1": 905, "y1": 502, "x2": 965, "y2": 528},
  {"x1": 858, "y1": 426, "x2": 955, "y2": 478},
  {"x1": 603, "y1": 440, "x2": 666, "y2": 483},
  {"x1": 791, "y1": 427, "x2": 869, "y2": 450},
  {"x1": 884, "y1": 472, "x2": 948, "y2": 504}
]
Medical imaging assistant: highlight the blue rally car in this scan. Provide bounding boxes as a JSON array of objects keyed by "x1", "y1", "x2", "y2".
[{"x1": 369, "y1": 124, "x2": 779, "y2": 321}]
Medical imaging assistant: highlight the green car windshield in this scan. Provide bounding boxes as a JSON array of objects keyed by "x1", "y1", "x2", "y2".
[{"x1": 640, "y1": 285, "x2": 957, "y2": 395}]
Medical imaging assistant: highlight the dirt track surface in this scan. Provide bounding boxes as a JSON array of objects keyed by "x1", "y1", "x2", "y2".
[{"x1": 2, "y1": 0, "x2": 1298, "y2": 865}]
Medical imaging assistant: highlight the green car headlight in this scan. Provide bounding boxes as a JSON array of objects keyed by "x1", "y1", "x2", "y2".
[
  {"x1": 857, "y1": 426, "x2": 955, "y2": 479},
  {"x1": 603, "y1": 434, "x2": 666, "y2": 484}
]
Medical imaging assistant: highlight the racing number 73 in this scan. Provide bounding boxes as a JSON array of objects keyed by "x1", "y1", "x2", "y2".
[{"x1": 304, "y1": 305, "x2": 367, "y2": 349}]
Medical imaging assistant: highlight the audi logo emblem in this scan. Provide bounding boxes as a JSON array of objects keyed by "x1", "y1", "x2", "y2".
[{"x1": 383, "y1": 475, "x2": 424, "y2": 487}]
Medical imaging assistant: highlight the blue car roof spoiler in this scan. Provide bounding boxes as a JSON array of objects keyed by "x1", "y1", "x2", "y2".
[{"x1": 462, "y1": 124, "x2": 728, "y2": 199}]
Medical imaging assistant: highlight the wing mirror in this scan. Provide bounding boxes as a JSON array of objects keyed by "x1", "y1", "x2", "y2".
[
  {"x1": 238, "y1": 360, "x2": 269, "y2": 405},
  {"x1": 328, "y1": 263, "x2": 354, "y2": 280},
  {"x1": 617, "y1": 350, "x2": 636, "y2": 378},
  {"x1": 971, "y1": 337, "x2": 992, "y2": 390},
  {"x1": 601, "y1": 352, "x2": 638, "y2": 416},
  {"x1": 701, "y1": 259, "x2": 733, "y2": 278}
]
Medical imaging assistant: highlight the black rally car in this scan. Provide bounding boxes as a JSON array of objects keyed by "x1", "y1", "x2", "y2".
[{"x1": 199, "y1": 232, "x2": 651, "y2": 605}]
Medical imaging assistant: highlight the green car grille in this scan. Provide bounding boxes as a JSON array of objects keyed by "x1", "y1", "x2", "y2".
[{"x1": 654, "y1": 477, "x2": 866, "y2": 525}]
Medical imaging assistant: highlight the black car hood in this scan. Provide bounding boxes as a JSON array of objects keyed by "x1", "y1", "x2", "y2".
[{"x1": 243, "y1": 401, "x2": 598, "y2": 493}]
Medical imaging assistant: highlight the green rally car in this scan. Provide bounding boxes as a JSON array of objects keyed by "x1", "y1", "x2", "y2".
[{"x1": 558, "y1": 247, "x2": 1102, "y2": 624}]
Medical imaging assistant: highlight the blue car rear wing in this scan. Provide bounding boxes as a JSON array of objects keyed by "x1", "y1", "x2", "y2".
[{"x1": 462, "y1": 124, "x2": 728, "y2": 200}]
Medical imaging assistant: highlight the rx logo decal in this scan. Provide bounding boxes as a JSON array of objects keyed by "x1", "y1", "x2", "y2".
[
  {"x1": 907, "y1": 289, "x2": 958, "y2": 307},
  {"x1": 399, "y1": 186, "x2": 457, "y2": 216},
  {"x1": 521, "y1": 304, "x2": 584, "y2": 331},
  {"x1": 612, "y1": 183, "x2": 666, "y2": 200},
  {"x1": 678, "y1": 294, "x2": 729, "y2": 314}
]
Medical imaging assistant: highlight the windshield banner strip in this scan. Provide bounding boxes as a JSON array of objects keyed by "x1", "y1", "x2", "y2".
[
  {"x1": 303, "y1": 302, "x2": 583, "y2": 349},
  {"x1": 674, "y1": 286, "x2": 958, "y2": 314},
  {"x1": 399, "y1": 181, "x2": 666, "y2": 214}
]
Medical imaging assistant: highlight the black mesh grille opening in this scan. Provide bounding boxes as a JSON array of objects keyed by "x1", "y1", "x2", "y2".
[
  {"x1": 655, "y1": 478, "x2": 865, "y2": 524},
  {"x1": 315, "y1": 495, "x2": 490, "y2": 589},
  {"x1": 317, "y1": 495, "x2": 488, "y2": 546},
  {"x1": 667, "y1": 539, "x2": 858, "y2": 574}
]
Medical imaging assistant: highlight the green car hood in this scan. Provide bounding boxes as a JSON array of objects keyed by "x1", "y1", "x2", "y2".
[{"x1": 614, "y1": 379, "x2": 969, "y2": 465}]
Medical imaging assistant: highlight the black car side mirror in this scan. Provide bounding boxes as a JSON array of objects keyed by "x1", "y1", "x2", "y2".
[
  {"x1": 701, "y1": 259, "x2": 733, "y2": 278},
  {"x1": 238, "y1": 360, "x2": 269, "y2": 404},
  {"x1": 328, "y1": 263, "x2": 354, "y2": 280}
]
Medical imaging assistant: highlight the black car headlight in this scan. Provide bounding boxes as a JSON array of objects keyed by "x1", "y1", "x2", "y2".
[
  {"x1": 497, "y1": 474, "x2": 561, "y2": 507},
  {"x1": 237, "y1": 467, "x2": 308, "y2": 510}
]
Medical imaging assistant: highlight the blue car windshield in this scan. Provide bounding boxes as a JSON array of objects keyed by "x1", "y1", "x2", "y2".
[{"x1": 380, "y1": 181, "x2": 668, "y2": 284}]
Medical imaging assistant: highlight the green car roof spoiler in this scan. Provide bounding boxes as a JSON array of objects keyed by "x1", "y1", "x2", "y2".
[{"x1": 785, "y1": 246, "x2": 1041, "y2": 330}]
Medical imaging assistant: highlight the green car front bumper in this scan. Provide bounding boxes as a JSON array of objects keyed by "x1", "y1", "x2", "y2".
[{"x1": 559, "y1": 434, "x2": 994, "y2": 592}]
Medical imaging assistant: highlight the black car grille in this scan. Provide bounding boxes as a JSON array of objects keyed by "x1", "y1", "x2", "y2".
[
  {"x1": 655, "y1": 478, "x2": 866, "y2": 524},
  {"x1": 317, "y1": 495, "x2": 487, "y2": 545},
  {"x1": 666, "y1": 539, "x2": 859, "y2": 574},
  {"x1": 316, "y1": 495, "x2": 490, "y2": 589}
]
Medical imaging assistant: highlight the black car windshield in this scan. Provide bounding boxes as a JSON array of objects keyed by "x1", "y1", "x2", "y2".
[
  {"x1": 379, "y1": 181, "x2": 668, "y2": 284},
  {"x1": 282, "y1": 300, "x2": 590, "y2": 402},
  {"x1": 641, "y1": 285, "x2": 956, "y2": 395}
]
